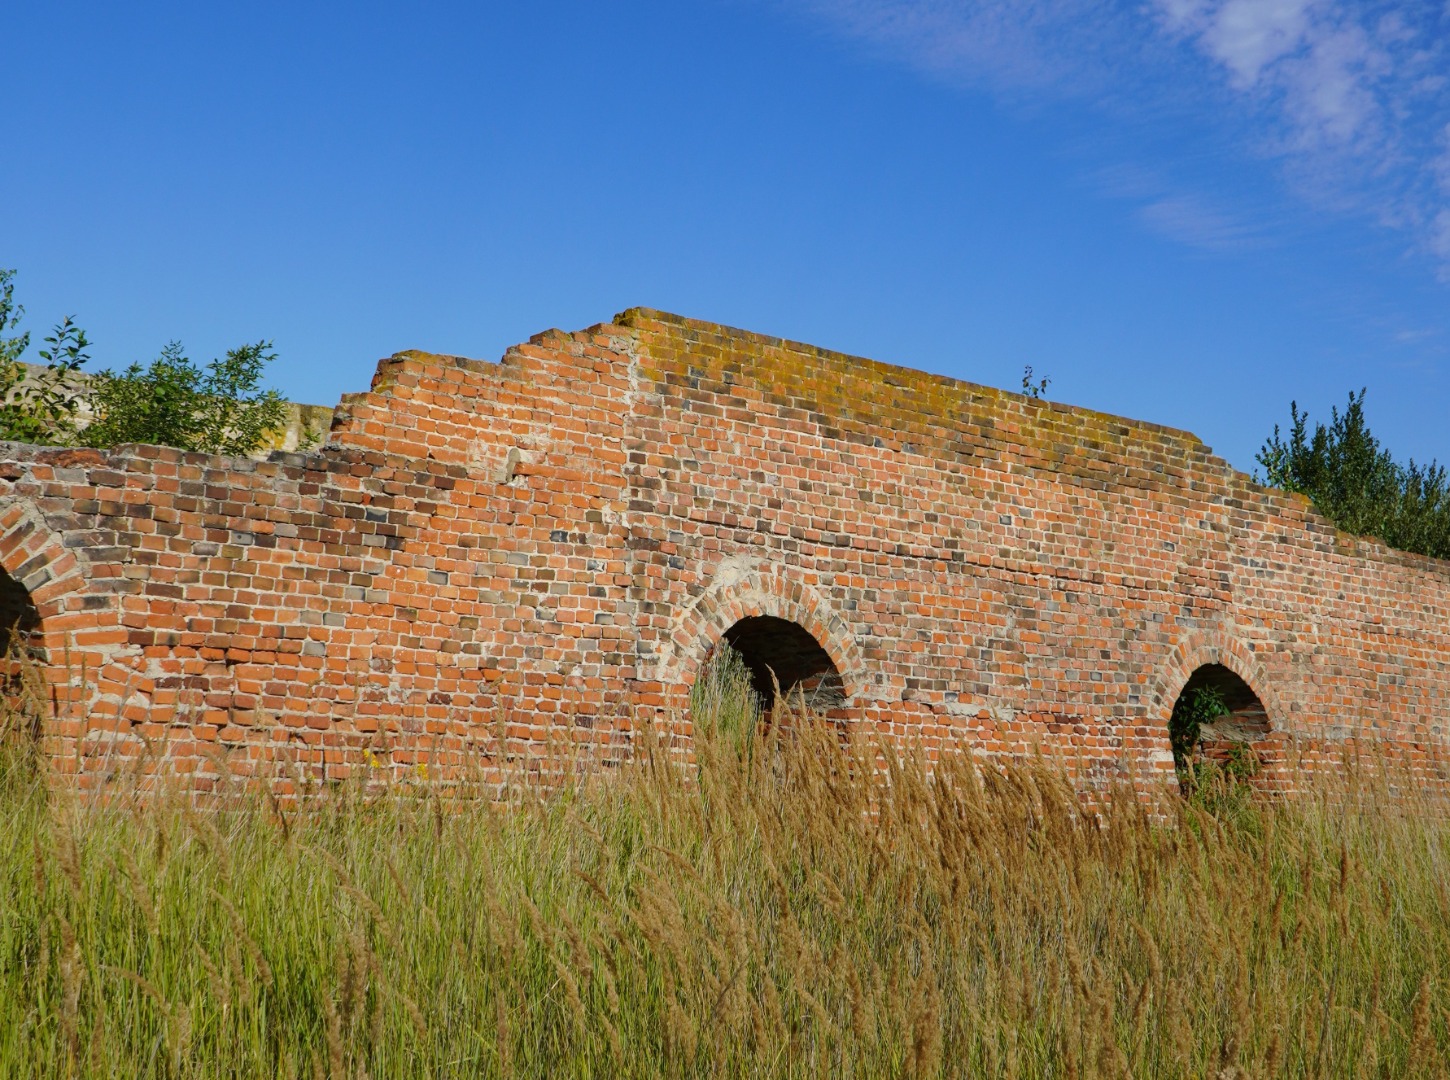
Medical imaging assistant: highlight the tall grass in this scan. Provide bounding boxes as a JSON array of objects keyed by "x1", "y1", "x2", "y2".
[{"x1": 2, "y1": 645, "x2": 1450, "y2": 1077}]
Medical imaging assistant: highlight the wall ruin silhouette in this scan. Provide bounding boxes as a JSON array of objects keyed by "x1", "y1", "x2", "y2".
[{"x1": 2, "y1": 309, "x2": 1447, "y2": 792}]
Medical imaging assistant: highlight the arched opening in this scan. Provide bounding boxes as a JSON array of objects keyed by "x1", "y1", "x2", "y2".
[
  {"x1": 715, "y1": 615, "x2": 845, "y2": 713},
  {"x1": 0, "y1": 565, "x2": 40, "y2": 650},
  {"x1": 0, "y1": 565, "x2": 42, "y2": 747},
  {"x1": 1168, "y1": 663, "x2": 1270, "y2": 790}
]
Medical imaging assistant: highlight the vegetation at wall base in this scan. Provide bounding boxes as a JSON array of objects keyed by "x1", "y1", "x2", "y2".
[
  {"x1": 1258, "y1": 389, "x2": 1450, "y2": 560},
  {"x1": 1164, "y1": 684, "x2": 1260, "y2": 814},
  {"x1": 1, "y1": 647, "x2": 1448, "y2": 1078}
]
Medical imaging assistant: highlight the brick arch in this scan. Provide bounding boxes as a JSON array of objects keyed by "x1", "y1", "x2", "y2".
[
  {"x1": 0, "y1": 500, "x2": 96, "y2": 661},
  {"x1": 658, "y1": 565, "x2": 867, "y2": 713},
  {"x1": 1148, "y1": 629, "x2": 1284, "y2": 732},
  {"x1": 0, "y1": 498, "x2": 113, "y2": 742},
  {"x1": 1145, "y1": 627, "x2": 1291, "y2": 787}
]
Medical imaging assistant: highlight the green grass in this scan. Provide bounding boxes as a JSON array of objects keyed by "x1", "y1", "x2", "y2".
[{"x1": 2, "y1": 649, "x2": 1450, "y2": 1077}]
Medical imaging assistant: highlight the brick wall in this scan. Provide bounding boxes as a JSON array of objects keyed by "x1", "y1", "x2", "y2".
[{"x1": 2, "y1": 309, "x2": 1446, "y2": 793}]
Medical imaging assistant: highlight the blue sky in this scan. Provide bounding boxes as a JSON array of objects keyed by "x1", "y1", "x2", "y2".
[{"x1": 4, "y1": 1, "x2": 1448, "y2": 473}]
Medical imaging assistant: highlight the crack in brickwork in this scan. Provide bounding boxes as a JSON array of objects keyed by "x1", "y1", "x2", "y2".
[{"x1": 0, "y1": 307, "x2": 1446, "y2": 794}]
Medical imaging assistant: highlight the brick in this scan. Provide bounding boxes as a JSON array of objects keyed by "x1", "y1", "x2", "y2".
[{"x1": 0, "y1": 308, "x2": 1444, "y2": 794}]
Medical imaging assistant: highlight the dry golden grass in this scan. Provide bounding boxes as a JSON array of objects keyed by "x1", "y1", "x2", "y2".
[{"x1": 0, "y1": 646, "x2": 1448, "y2": 1077}]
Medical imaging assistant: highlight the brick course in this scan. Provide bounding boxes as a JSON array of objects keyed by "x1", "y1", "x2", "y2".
[{"x1": 2, "y1": 309, "x2": 1446, "y2": 792}]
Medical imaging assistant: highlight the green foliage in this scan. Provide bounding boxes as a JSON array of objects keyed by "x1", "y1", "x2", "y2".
[
  {"x1": 1182, "y1": 745, "x2": 1262, "y2": 827},
  {"x1": 77, "y1": 341, "x2": 288, "y2": 455},
  {"x1": 5, "y1": 687, "x2": 1450, "y2": 1075},
  {"x1": 0, "y1": 267, "x2": 288, "y2": 455},
  {"x1": 0, "y1": 270, "x2": 90, "y2": 444},
  {"x1": 1170, "y1": 685, "x2": 1262, "y2": 821},
  {"x1": 0, "y1": 269, "x2": 26, "y2": 367},
  {"x1": 1257, "y1": 389, "x2": 1450, "y2": 560},
  {"x1": 1021, "y1": 364, "x2": 1050, "y2": 400},
  {"x1": 1168, "y1": 684, "x2": 1228, "y2": 774}
]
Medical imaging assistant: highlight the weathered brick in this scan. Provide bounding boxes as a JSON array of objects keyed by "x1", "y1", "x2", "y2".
[{"x1": 0, "y1": 308, "x2": 1444, "y2": 794}]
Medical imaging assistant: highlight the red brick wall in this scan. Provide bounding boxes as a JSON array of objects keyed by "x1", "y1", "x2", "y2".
[{"x1": 2, "y1": 309, "x2": 1446, "y2": 793}]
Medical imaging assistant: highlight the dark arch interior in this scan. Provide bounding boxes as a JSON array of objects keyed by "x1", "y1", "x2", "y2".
[
  {"x1": 0, "y1": 567, "x2": 38, "y2": 650},
  {"x1": 1170, "y1": 663, "x2": 1270, "y2": 777},
  {"x1": 721, "y1": 615, "x2": 845, "y2": 711},
  {"x1": 0, "y1": 566, "x2": 43, "y2": 742}
]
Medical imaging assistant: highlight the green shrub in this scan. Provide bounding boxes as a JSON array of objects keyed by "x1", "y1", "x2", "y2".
[
  {"x1": 0, "y1": 268, "x2": 287, "y2": 455},
  {"x1": 1257, "y1": 389, "x2": 1450, "y2": 559},
  {"x1": 1167, "y1": 685, "x2": 1227, "y2": 776},
  {"x1": 0, "y1": 269, "x2": 91, "y2": 444},
  {"x1": 77, "y1": 341, "x2": 288, "y2": 456}
]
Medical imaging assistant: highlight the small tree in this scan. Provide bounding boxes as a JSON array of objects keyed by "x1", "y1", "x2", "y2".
[
  {"x1": 1257, "y1": 390, "x2": 1450, "y2": 560},
  {"x1": 0, "y1": 269, "x2": 89, "y2": 444},
  {"x1": 0, "y1": 269, "x2": 292, "y2": 455},
  {"x1": 78, "y1": 341, "x2": 288, "y2": 455}
]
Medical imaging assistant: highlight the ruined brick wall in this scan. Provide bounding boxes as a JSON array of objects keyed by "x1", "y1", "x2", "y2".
[{"x1": 2, "y1": 309, "x2": 1446, "y2": 792}]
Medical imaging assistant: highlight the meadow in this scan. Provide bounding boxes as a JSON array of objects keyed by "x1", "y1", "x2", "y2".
[{"x1": 1, "y1": 649, "x2": 1449, "y2": 1078}]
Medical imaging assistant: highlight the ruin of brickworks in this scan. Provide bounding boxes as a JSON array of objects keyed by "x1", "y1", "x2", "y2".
[{"x1": 1, "y1": 308, "x2": 1447, "y2": 793}]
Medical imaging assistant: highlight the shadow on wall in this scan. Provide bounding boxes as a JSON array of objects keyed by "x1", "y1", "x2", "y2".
[{"x1": 719, "y1": 616, "x2": 846, "y2": 712}]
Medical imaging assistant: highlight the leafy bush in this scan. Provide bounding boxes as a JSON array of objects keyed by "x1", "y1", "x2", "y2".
[
  {"x1": 76, "y1": 341, "x2": 288, "y2": 456},
  {"x1": 1257, "y1": 389, "x2": 1450, "y2": 559},
  {"x1": 1167, "y1": 684, "x2": 1227, "y2": 775},
  {"x1": 0, "y1": 269, "x2": 91, "y2": 444},
  {"x1": 0, "y1": 268, "x2": 287, "y2": 455},
  {"x1": 1169, "y1": 686, "x2": 1260, "y2": 819}
]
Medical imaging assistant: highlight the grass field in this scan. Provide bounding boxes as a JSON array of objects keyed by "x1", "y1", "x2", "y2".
[{"x1": 2, "y1": 648, "x2": 1449, "y2": 1077}]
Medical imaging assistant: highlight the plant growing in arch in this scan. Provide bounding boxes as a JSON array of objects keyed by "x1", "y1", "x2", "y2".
[
  {"x1": 689, "y1": 642, "x2": 761, "y2": 758},
  {"x1": 1169, "y1": 684, "x2": 1261, "y2": 815},
  {"x1": 1169, "y1": 684, "x2": 1228, "y2": 779}
]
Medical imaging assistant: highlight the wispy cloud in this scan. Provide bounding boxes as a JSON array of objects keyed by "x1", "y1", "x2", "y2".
[
  {"x1": 1433, "y1": 209, "x2": 1450, "y2": 261},
  {"x1": 1139, "y1": 193, "x2": 1264, "y2": 250},
  {"x1": 1153, "y1": 1, "x2": 1433, "y2": 162},
  {"x1": 779, "y1": 0, "x2": 1450, "y2": 274},
  {"x1": 785, "y1": 0, "x2": 1143, "y2": 94},
  {"x1": 1089, "y1": 161, "x2": 1269, "y2": 251},
  {"x1": 1158, "y1": 0, "x2": 1319, "y2": 90},
  {"x1": 1394, "y1": 325, "x2": 1440, "y2": 345}
]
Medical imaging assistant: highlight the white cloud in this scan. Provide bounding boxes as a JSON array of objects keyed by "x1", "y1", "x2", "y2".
[
  {"x1": 1195, "y1": 0, "x2": 1317, "y2": 88},
  {"x1": 786, "y1": 0, "x2": 1134, "y2": 93},
  {"x1": 785, "y1": 0, "x2": 1450, "y2": 272},
  {"x1": 1282, "y1": 22, "x2": 1385, "y2": 148},
  {"x1": 1153, "y1": 0, "x2": 1393, "y2": 152},
  {"x1": 1157, "y1": 0, "x2": 1449, "y2": 267},
  {"x1": 1090, "y1": 162, "x2": 1268, "y2": 250}
]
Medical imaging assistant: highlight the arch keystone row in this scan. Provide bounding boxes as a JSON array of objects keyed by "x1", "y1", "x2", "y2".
[
  {"x1": 657, "y1": 563, "x2": 867, "y2": 710},
  {"x1": 0, "y1": 501, "x2": 97, "y2": 654},
  {"x1": 1148, "y1": 627, "x2": 1286, "y2": 736}
]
